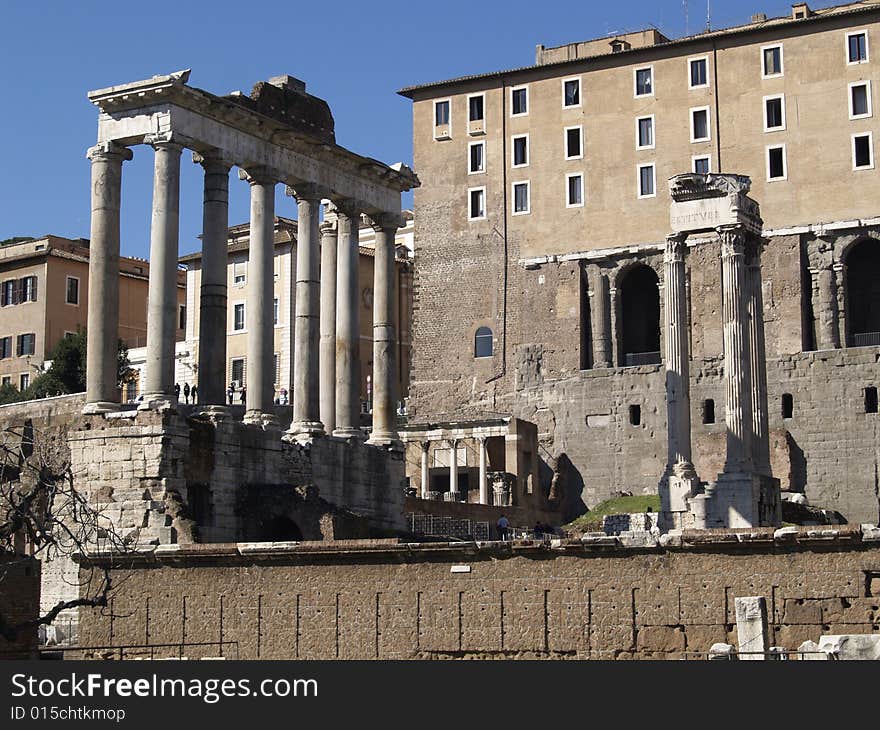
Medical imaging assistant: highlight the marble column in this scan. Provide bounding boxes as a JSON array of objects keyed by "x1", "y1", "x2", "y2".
[
  {"x1": 367, "y1": 214, "x2": 400, "y2": 446},
  {"x1": 718, "y1": 225, "x2": 754, "y2": 475},
  {"x1": 140, "y1": 135, "x2": 184, "y2": 407},
  {"x1": 420, "y1": 441, "x2": 430, "y2": 498},
  {"x1": 747, "y1": 240, "x2": 771, "y2": 476},
  {"x1": 478, "y1": 436, "x2": 488, "y2": 505},
  {"x1": 287, "y1": 185, "x2": 324, "y2": 440},
  {"x1": 448, "y1": 439, "x2": 459, "y2": 498},
  {"x1": 194, "y1": 152, "x2": 231, "y2": 409},
  {"x1": 590, "y1": 270, "x2": 611, "y2": 368},
  {"x1": 661, "y1": 233, "x2": 700, "y2": 504},
  {"x1": 84, "y1": 141, "x2": 132, "y2": 414},
  {"x1": 319, "y1": 213, "x2": 338, "y2": 434},
  {"x1": 333, "y1": 202, "x2": 362, "y2": 439},
  {"x1": 241, "y1": 168, "x2": 277, "y2": 425}
]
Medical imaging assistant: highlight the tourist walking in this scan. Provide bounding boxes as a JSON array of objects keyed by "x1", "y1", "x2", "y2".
[
  {"x1": 497, "y1": 514, "x2": 510, "y2": 541},
  {"x1": 183, "y1": 383, "x2": 190, "y2": 404}
]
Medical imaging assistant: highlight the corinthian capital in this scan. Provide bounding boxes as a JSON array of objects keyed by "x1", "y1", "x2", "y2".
[
  {"x1": 664, "y1": 232, "x2": 688, "y2": 263},
  {"x1": 717, "y1": 225, "x2": 747, "y2": 258}
]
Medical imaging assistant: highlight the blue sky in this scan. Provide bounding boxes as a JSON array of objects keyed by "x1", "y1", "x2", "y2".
[{"x1": 0, "y1": 0, "x2": 796, "y2": 258}]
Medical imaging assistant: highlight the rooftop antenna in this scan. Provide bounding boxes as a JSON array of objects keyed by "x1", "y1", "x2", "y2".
[{"x1": 706, "y1": 0, "x2": 711, "y2": 31}]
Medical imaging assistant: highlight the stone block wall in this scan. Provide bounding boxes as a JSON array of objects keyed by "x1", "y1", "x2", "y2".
[
  {"x1": 76, "y1": 526, "x2": 880, "y2": 660},
  {"x1": 0, "y1": 553, "x2": 40, "y2": 659}
]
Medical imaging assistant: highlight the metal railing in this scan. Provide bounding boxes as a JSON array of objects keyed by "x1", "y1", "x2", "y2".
[
  {"x1": 851, "y1": 331, "x2": 880, "y2": 347},
  {"x1": 407, "y1": 514, "x2": 490, "y2": 541},
  {"x1": 624, "y1": 351, "x2": 662, "y2": 366},
  {"x1": 689, "y1": 648, "x2": 836, "y2": 661},
  {"x1": 39, "y1": 640, "x2": 239, "y2": 660}
]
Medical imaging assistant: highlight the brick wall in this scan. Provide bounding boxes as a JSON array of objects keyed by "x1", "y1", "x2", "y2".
[{"x1": 76, "y1": 527, "x2": 880, "y2": 660}]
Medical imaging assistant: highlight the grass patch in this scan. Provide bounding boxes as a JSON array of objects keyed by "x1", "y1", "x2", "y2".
[{"x1": 563, "y1": 494, "x2": 661, "y2": 532}]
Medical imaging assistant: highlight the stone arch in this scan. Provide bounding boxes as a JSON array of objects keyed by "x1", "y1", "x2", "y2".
[
  {"x1": 618, "y1": 264, "x2": 661, "y2": 365},
  {"x1": 844, "y1": 236, "x2": 880, "y2": 346}
]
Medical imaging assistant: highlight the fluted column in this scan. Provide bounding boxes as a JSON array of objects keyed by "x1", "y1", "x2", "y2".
[
  {"x1": 84, "y1": 141, "x2": 132, "y2": 414},
  {"x1": 662, "y1": 233, "x2": 699, "y2": 481},
  {"x1": 719, "y1": 225, "x2": 754, "y2": 475},
  {"x1": 287, "y1": 185, "x2": 324, "y2": 440},
  {"x1": 140, "y1": 135, "x2": 183, "y2": 407},
  {"x1": 333, "y1": 202, "x2": 362, "y2": 439},
  {"x1": 478, "y1": 436, "x2": 488, "y2": 505},
  {"x1": 241, "y1": 168, "x2": 277, "y2": 426},
  {"x1": 448, "y1": 438, "x2": 459, "y2": 498},
  {"x1": 747, "y1": 241, "x2": 771, "y2": 476},
  {"x1": 367, "y1": 214, "x2": 401, "y2": 446},
  {"x1": 420, "y1": 441, "x2": 430, "y2": 497},
  {"x1": 194, "y1": 152, "x2": 231, "y2": 409},
  {"x1": 590, "y1": 269, "x2": 611, "y2": 368},
  {"x1": 319, "y1": 213, "x2": 338, "y2": 434}
]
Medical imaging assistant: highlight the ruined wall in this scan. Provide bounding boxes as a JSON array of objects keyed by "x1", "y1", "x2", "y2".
[
  {"x1": 76, "y1": 526, "x2": 880, "y2": 660},
  {"x1": 0, "y1": 553, "x2": 40, "y2": 659}
]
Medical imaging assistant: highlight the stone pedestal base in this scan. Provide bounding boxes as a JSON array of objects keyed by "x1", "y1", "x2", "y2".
[
  {"x1": 285, "y1": 421, "x2": 325, "y2": 443},
  {"x1": 82, "y1": 401, "x2": 120, "y2": 415},
  {"x1": 243, "y1": 410, "x2": 279, "y2": 429},
  {"x1": 196, "y1": 405, "x2": 231, "y2": 420},
  {"x1": 137, "y1": 394, "x2": 176, "y2": 412},
  {"x1": 366, "y1": 432, "x2": 403, "y2": 451},
  {"x1": 332, "y1": 427, "x2": 365, "y2": 441},
  {"x1": 658, "y1": 464, "x2": 701, "y2": 532},
  {"x1": 695, "y1": 472, "x2": 782, "y2": 529}
]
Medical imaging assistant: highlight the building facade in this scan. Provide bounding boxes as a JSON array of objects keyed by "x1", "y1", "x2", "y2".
[
  {"x1": 0, "y1": 235, "x2": 182, "y2": 393},
  {"x1": 400, "y1": 1, "x2": 880, "y2": 523}
]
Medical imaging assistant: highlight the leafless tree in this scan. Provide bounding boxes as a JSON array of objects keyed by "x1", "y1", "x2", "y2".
[{"x1": 0, "y1": 423, "x2": 130, "y2": 642}]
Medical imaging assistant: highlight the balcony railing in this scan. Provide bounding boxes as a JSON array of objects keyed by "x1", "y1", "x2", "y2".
[
  {"x1": 851, "y1": 331, "x2": 880, "y2": 347},
  {"x1": 624, "y1": 350, "x2": 661, "y2": 366}
]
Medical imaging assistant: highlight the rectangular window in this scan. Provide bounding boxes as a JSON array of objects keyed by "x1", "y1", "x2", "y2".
[
  {"x1": 178, "y1": 305, "x2": 186, "y2": 330},
  {"x1": 762, "y1": 44, "x2": 783, "y2": 77},
  {"x1": 1, "y1": 280, "x2": 13, "y2": 307},
  {"x1": 20, "y1": 276, "x2": 37, "y2": 303},
  {"x1": 230, "y1": 357, "x2": 246, "y2": 388},
  {"x1": 565, "y1": 126, "x2": 583, "y2": 159},
  {"x1": 767, "y1": 144, "x2": 787, "y2": 181},
  {"x1": 638, "y1": 163, "x2": 656, "y2": 198},
  {"x1": 853, "y1": 133, "x2": 874, "y2": 170},
  {"x1": 562, "y1": 77, "x2": 580, "y2": 107},
  {"x1": 636, "y1": 115, "x2": 654, "y2": 149},
  {"x1": 233, "y1": 261, "x2": 246, "y2": 285},
  {"x1": 848, "y1": 31, "x2": 869, "y2": 64},
  {"x1": 434, "y1": 99, "x2": 450, "y2": 126},
  {"x1": 512, "y1": 134, "x2": 529, "y2": 167},
  {"x1": 691, "y1": 107, "x2": 710, "y2": 142},
  {"x1": 566, "y1": 173, "x2": 584, "y2": 208},
  {"x1": 689, "y1": 57, "x2": 708, "y2": 88},
  {"x1": 512, "y1": 181, "x2": 530, "y2": 215},
  {"x1": 233, "y1": 302, "x2": 246, "y2": 331},
  {"x1": 16, "y1": 333, "x2": 35, "y2": 357},
  {"x1": 0, "y1": 376, "x2": 9, "y2": 387},
  {"x1": 468, "y1": 187, "x2": 486, "y2": 221},
  {"x1": 468, "y1": 141, "x2": 485, "y2": 174},
  {"x1": 693, "y1": 155, "x2": 711, "y2": 174},
  {"x1": 764, "y1": 95, "x2": 785, "y2": 131},
  {"x1": 19, "y1": 373, "x2": 29, "y2": 392},
  {"x1": 635, "y1": 66, "x2": 653, "y2": 96},
  {"x1": 65, "y1": 276, "x2": 79, "y2": 305},
  {"x1": 273, "y1": 297, "x2": 279, "y2": 326},
  {"x1": 850, "y1": 81, "x2": 872, "y2": 119},
  {"x1": 511, "y1": 86, "x2": 528, "y2": 116},
  {"x1": 0, "y1": 337, "x2": 10, "y2": 359},
  {"x1": 468, "y1": 94, "x2": 484, "y2": 122}
]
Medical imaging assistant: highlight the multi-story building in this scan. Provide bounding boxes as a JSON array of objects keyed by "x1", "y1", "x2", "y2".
[
  {"x1": 161, "y1": 212, "x2": 414, "y2": 408},
  {"x1": 0, "y1": 235, "x2": 182, "y2": 393},
  {"x1": 399, "y1": 1, "x2": 880, "y2": 523}
]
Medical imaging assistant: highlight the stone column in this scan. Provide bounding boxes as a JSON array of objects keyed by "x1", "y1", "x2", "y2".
[
  {"x1": 241, "y1": 168, "x2": 277, "y2": 425},
  {"x1": 660, "y1": 233, "x2": 700, "y2": 512},
  {"x1": 815, "y1": 253, "x2": 841, "y2": 351},
  {"x1": 590, "y1": 269, "x2": 611, "y2": 368},
  {"x1": 287, "y1": 185, "x2": 324, "y2": 440},
  {"x1": 319, "y1": 213, "x2": 338, "y2": 434},
  {"x1": 367, "y1": 214, "x2": 401, "y2": 446},
  {"x1": 333, "y1": 202, "x2": 362, "y2": 439},
  {"x1": 719, "y1": 225, "x2": 754, "y2": 475},
  {"x1": 608, "y1": 284, "x2": 620, "y2": 367},
  {"x1": 747, "y1": 241, "x2": 771, "y2": 476},
  {"x1": 193, "y1": 152, "x2": 231, "y2": 410},
  {"x1": 448, "y1": 439, "x2": 459, "y2": 499},
  {"x1": 84, "y1": 141, "x2": 132, "y2": 414},
  {"x1": 478, "y1": 436, "x2": 488, "y2": 505},
  {"x1": 140, "y1": 135, "x2": 184, "y2": 407},
  {"x1": 420, "y1": 441, "x2": 430, "y2": 497}
]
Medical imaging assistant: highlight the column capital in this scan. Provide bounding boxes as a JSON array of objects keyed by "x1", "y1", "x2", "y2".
[
  {"x1": 319, "y1": 218, "x2": 338, "y2": 236},
  {"x1": 367, "y1": 212, "x2": 405, "y2": 232},
  {"x1": 664, "y1": 232, "x2": 688, "y2": 262},
  {"x1": 285, "y1": 183, "x2": 330, "y2": 202},
  {"x1": 192, "y1": 150, "x2": 233, "y2": 173},
  {"x1": 332, "y1": 198, "x2": 362, "y2": 219},
  {"x1": 238, "y1": 166, "x2": 279, "y2": 186},
  {"x1": 717, "y1": 225, "x2": 747, "y2": 257},
  {"x1": 143, "y1": 132, "x2": 184, "y2": 153},
  {"x1": 420, "y1": 440, "x2": 431, "y2": 452},
  {"x1": 87, "y1": 140, "x2": 133, "y2": 163}
]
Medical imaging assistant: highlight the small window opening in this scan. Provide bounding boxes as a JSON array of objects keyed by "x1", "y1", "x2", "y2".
[
  {"x1": 782, "y1": 393, "x2": 794, "y2": 419},
  {"x1": 629, "y1": 404, "x2": 641, "y2": 426},
  {"x1": 865, "y1": 386, "x2": 878, "y2": 413},
  {"x1": 702, "y1": 398, "x2": 715, "y2": 424},
  {"x1": 474, "y1": 326, "x2": 493, "y2": 358}
]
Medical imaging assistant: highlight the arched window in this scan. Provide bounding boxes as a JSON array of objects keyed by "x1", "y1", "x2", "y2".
[
  {"x1": 619, "y1": 265, "x2": 661, "y2": 366},
  {"x1": 474, "y1": 326, "x2": 493, "y2": 358},
  {"x1": 846, "y1": 238, "x2": 880, "y2": 346}
]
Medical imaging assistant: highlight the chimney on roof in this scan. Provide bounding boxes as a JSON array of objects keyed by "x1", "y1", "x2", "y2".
[
  {"x1": 791, "y1": 3, "x2": 811, "y2": 20},
  {"x1": 751, "y1": 12, "x2": 767, "y2": 22},
  {"x1": 268, "y1": 75, "x2": 306, "y2": 94}
]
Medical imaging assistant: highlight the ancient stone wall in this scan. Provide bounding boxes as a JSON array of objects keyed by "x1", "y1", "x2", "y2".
[
  {"x1": 0, "y1": 553, "x2": 40, "y2": 659},
  {"x1": 76, "y1": 526, "x2": 880, "y2": 660}
]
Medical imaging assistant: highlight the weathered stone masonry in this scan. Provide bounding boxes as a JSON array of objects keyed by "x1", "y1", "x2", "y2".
[{"x1": 76, "y1": 525, "x2": 880, "y2": 659}]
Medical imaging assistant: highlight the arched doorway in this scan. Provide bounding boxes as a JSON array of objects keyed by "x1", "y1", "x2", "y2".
[
  {"x1": 619, "y1": 265, "x2": 661, "y2": 366},
  {"x1": 846, "y1": 238, "x2": 880, "y2": 346}
]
